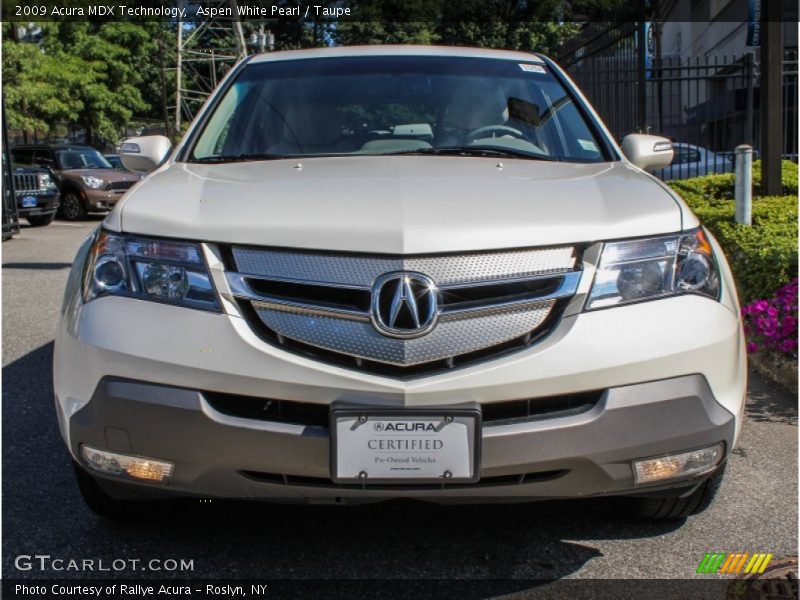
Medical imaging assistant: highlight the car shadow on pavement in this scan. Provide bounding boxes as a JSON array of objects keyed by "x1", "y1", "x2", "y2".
[
  {"x1": 745, "y1": 368, "x2": 797, "y2": 424},
  {"x1": 3, "y1": 342, "x2": 684, "y2": 585}
]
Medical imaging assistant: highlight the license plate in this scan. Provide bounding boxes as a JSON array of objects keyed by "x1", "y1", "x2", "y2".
[
  {"x1": 21, "y1": 196, "x2": 37, "y2": 208},
  {"x1": 331, "y1": 408, "x2": 480, "y2": 484}
]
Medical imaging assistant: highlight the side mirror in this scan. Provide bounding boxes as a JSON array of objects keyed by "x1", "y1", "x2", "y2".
[
  {"x1": 620, "y1": 134, "x2": 674, "y2": 171},
  {"x1": 119, "y1": 135, "x2": 171, "y2": 173}
]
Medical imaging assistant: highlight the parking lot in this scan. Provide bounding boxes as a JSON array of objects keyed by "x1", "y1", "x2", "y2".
[{"x1": 2, "y1": 218, "x2": 797, "y2": 584}]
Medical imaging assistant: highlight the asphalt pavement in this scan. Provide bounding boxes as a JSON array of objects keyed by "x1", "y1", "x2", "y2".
[{"x1": 2, "y1": 218, "x2": 797, "y2": 588}]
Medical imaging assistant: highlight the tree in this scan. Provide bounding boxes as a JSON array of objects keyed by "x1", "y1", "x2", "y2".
[
  {"x1": 437, "y1": 0, "x2": 579, "y2": 55},
  {"x1": 2, "y1": 26, "x2": 88, "y2": 141},
  {"x1": 42, "y1": 22, "x2": 156, "y2": 146},
  {"x1": 330, "y1": 0, "x2": 579, "y2": 54},
  {"x1": 331, "y1": 0, "x2": 439, "y2": 46}
]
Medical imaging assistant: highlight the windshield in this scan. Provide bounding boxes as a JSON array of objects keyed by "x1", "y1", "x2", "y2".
[
  {"x1": 55, "y1": 149, "x2": 113, "y2": 170},
  {"x1": 189, "y1": 56, "x2": 609, "y2": 163}
]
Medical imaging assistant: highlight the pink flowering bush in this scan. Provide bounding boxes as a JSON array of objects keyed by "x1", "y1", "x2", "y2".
[{"x1": 742, "y1": 279, "x2": 798, "y2": 357}]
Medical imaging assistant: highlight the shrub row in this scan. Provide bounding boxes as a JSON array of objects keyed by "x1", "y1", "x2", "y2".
[{"x1": 669, "y1": 160, "x2": 798, "y2": 201}]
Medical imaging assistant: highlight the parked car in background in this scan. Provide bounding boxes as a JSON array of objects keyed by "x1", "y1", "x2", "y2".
[
  {"x1": 652, "y1": 143, "x2": 733, "y2": 181},
  {"x1": 11, "y1": 165, "x2": 60, "y2": 226},
  {"x1": 10, "y1": 145, "x2": 142, "y2": 220},
  {"x1": 105, "y1": 154, "x2": 124, "y2": 169}
]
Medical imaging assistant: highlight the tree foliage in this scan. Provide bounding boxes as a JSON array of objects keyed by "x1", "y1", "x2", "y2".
[
  {"x1": 2, "y1": 26, "x2": 88, "y2": 139},
  {"x1": 41, "y1": 22, "x2": 157, "y2": 145},
  {"x1": 3, "y1": 22, "x2": 171, "y2": 145},
  {"x1": 3, "y1": 10, "x2": 580, "y2": 145},
  {"x1": 331, "y1": 0, "x2": 579, "y2": 54}
]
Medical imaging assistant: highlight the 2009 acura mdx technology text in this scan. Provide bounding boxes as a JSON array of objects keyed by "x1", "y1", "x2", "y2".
[{"x1": 54, "y1": 46, "x2": 745, "y2": 521}]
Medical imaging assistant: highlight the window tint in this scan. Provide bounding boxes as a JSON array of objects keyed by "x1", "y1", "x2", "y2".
[
  {"x1": 11, "y1": 148, "x2": 34, "y2": 167},
  {"x1": 55, "y1": 149, "x2": 112, "y2": 170},
  {"x1": 191, "y1": 56, "x2": 608, "y2": 163},
  {"x1": 32, "y1": 149, "x2": 55, "y2": 169},
  {"x1": 671, "y1": 146, "x2": 701, "y2": 165}
]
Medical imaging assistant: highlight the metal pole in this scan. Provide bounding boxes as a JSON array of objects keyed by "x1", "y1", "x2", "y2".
[
  {"x1": 655, "y1": 19, "x2": 664, "y2": 133},
  {"x1": 229, "y1": 0, "x2": 247, "y2": 58},
  {"x1": 158, "y1": 35, "x2": 171, "y2": 140},
  {"x1": 175, "y1": 1, "x2": 183, "y2": 133},
  {"x1": 637, "y1": 18, "x2": 647, "y2": 132},
  {"x1": 2, "y1": 100, "x2": 20, "y2": 237},
  {"x1": 760, "y1": 0, "x2": 783, "y2": 195},
  {"x1": 735, "y1": 144, "x2": 753, "y2": 226},
  {"x1": 745, "y1": 52, "x2": 755, "y2": 146}
]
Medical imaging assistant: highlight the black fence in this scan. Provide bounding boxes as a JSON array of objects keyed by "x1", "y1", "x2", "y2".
[{"x1": 559, "y1": 24, "x2": 798, "y2": 180}]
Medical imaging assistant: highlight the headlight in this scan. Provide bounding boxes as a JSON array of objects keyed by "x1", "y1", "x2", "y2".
[
  {"x1": 83, "y1": 230, "x2": 220, "y2": 311},
  {"x1": 81, "y1": 175, "x2": 105, "y2": 189},
  {"x1": 586, "y1": 228, "x2": 720, "y2": 310},
  {"x1": 38, "y1": 173, "x2": 55, "y2": 190}
]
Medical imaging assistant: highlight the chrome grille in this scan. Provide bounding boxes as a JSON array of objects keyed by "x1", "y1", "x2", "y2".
[
  {"x1": 254, "y1": 300, "x2": 555, "y2": 367},
  {"x1": 227, "y1": 245, "x2": 582, "y2": 375},
  {"x1": 232, "y1": 246, "x2": 576, "y2": 287},
  {"x1": 13, "y1": 173, "x2": 39, "y2": 193}
]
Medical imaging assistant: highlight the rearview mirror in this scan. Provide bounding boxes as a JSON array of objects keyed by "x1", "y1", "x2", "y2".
[
  {"x1": 119, "y1": 135, "x2": 171, "y2": 173},
  {"x1": 621, "y1": 134, "x2": 674, "y2": 171}
]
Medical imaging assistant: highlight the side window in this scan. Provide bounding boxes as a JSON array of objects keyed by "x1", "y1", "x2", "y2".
[
  {"x1": 10, "y1": 148, "x2": 33, "y2": 167},
  {"x1": 671, "y1": 147, "x2": 689, "y2": 165},
  {"x1": 33, "y1": 150, "x2": 55, "y2": 169},
  {"x1": 687, "y1": 148, "x2": 701, "y2": 163}
]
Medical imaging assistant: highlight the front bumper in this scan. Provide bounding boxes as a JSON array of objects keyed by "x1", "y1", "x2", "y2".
[
  {"x1": 16, "y1": 192, "x2": 59, "y2": 217},
  {"x1": 84, "y1": 188, "x2": 126, "y2": 212},
  {"x1": 55, "y1": 234, "x2": 746, "y2": 501},
  {"x1": 67, "y1": 374, "x2": 733, "y2": 501}
]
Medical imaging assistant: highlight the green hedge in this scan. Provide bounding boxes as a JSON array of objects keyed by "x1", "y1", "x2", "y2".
[
  {"x1": 669, "y1": 163, "x2": 798, "y2": 303},
  {"x1": 669, "y1": 160, "x2": 798, "y2": 201}
]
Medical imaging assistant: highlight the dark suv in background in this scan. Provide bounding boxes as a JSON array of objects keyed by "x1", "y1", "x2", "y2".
[
  {"x1": 11, "y1": 165, "x2": 60, "y2": 226},
  {"x1": 11, "y1": 145, "x2": 142, "y2": 220}
]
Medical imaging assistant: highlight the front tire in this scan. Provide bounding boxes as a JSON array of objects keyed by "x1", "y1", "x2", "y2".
[
  {"x1": 26, "y1": 213, "x2": 55, "y2": 227},
  {"x1": 59, "y1": 192, "x2": 87, "y2": 221},
  {"x1": 629, "y1": 463, "x2": 726, "y2": 520}
]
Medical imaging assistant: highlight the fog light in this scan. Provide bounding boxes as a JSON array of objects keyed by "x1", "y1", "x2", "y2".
[
  {"x1": 633, "y1": 443, "x2": 723, "y2": 484},
  {"x1": 81, "y1": 445, "x2": 174, "y2": 484}
]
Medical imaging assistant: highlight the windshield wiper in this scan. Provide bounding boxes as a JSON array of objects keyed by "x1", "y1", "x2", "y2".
[
  {"x1": 191, "y1": 153, "x2": 289, "y2": 164},
  {"x1": 383, "y1": 146, "x2": 559, "y2": 161}
]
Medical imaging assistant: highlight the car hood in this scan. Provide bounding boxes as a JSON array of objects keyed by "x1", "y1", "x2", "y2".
[{"x1": 114, "y1": 156, "x2": 688, "y2": 254}]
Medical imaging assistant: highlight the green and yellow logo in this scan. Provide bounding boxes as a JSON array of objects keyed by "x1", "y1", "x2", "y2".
[{"x1": 697, "y1": 552, "x2": 773, "y2": 575}]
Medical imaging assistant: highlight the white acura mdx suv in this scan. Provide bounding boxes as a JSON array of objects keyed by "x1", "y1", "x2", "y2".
[{"x1": 54, "y1": 46, "x2": 746, "y2": 521}]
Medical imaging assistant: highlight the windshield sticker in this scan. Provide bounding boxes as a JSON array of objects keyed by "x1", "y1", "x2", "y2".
[
  {"x1": 519, "y1": 64, "x2": 546, "y2": 74},
  {"x1": 578, "y1": 139, "x2": 599, "y2": 152}
]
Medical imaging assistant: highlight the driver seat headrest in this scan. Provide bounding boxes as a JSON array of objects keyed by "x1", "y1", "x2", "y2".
[{"x1": 444, "y1": 81, "x2": 509, "y2": 131}]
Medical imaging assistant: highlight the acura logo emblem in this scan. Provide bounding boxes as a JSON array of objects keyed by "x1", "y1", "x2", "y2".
[{"x1": 371, "y1": 272, "x2": 439, "y2": 338}]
